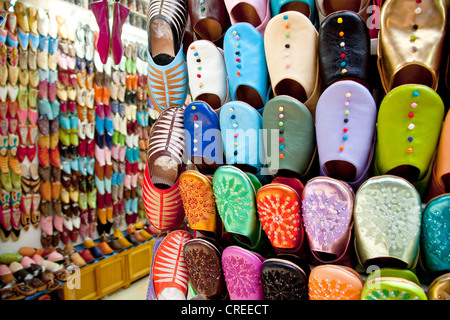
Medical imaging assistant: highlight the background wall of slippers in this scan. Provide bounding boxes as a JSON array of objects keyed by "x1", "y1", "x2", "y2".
[{"x1": 0, "y1": 0, "x2": 154, "y2": 258}]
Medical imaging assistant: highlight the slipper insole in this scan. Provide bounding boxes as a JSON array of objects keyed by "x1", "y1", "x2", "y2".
[
  {"x1": 441, "y1": 172, "x2": 450, "y2": 193},
  {"x1": 196, "y1": 93, "x2": 221, "y2": 110},
  {"x1": 387, "y1": 165, "x2": 420, "y2": 183},
  {"x1": 151, "y1": 156, "x2": 178, "y2": 190},
  {"x1": 280, "y1": 2, "x2": 311, "y2": 18},
  {"x1": 231, "y1": 3, "x2": 262, "y2": 28},
  {"x1": 236, "y1": 85, "x2": 264, "y2": 110},
  {"x1": 324, "y1": 160, "x2": 357, "y2": 182},
  {"x1": 392, "y1": 65, "x2": 434, "y2": 90},
  {"x1": 274, "y1": 79, "x2": 307, "y2": 104},
  {"x1": 194, "y1": 19, "x2": 223, "y2": 42},
  {"x1": 323, "y1": 0, "x2": 361, "y2": 15},
  {"x1": 150, "y1": 18, "x2": 175, "y2": 66}
]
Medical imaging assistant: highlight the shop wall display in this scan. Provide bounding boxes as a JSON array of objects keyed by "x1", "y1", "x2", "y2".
[{"x1": 1, "y1": 0, "x2": 450, "y2": 301}]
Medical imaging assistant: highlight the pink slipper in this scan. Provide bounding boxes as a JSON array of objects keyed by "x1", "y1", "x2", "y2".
[{"x1": 225, "y1": 0, "x2": 272, "y2": 36}]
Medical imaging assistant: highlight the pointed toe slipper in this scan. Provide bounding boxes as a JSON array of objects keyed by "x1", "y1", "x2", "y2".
[
  {"x1": 221, "y1": 245, "x2": 265, "y2": 300},
  {"x1": 184, "y1": 101, "x2": 224, "y2": 172},
  {"x1": 152, "y1": 230, "x2": 193, "y2": 300},
  {"x1": 354, "y1": 175, "x2": 422, "y2": 270},
  {"x1": 262, "y1": 95, "x2": 315, "y2": 177},
  {"x1": 264, "y1": 11, "x2": 320, "y2": 116},
  {"x1": 224, "y1": 23, "x2": 269, "y2": 112},
  {"x1": 186, "y1": 40, "x2": 229, "y2": 110},
  {"x1": 318, "y1": 11, "x2": 370, "y2": 89},
  {"x1": 302, "y1": 176, "x2": 355, "y2": 266},
  {"x1": 374, "y1": 85, "x2": 445, "y2": 196},
  {"x1": 220, "y1": 101, "x2": 264, "y2": 174},
  {"x1": 315, "y1": 80, "x2": 377, "y2": 190}
]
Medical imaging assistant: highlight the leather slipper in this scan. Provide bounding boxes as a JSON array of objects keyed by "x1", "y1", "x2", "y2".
[
  {"x1": 315, "y1": 80, "x2": 376, "y2": 190},
  {"x1": 188, "y1": 0, "x2": 228, "y2": 42},
  {"x1": 270, "y1": 0, "x2": 318, "y2": 27},
  {"x1": 183, "y1": 237, "x2": 227, "y2": 299},
  {"x1": 225, "y1": 0, "x2": 272, "y2": 36},
  {"x1": 184, "y1": 101, "x2": 223, "y2": 172},
  {"x1": 302, "y1": 176, "x2": 355, "y2": 266},
  {"x1": 221, "y1": 245, "x2": 265, "y2": 300},
  {"x1": 262, "y1": 95, "x2": 315, "y2": 177},
  {"x1": 260, "y1": 255, "x2": 310, "y2": 300},
  {"x1": 223, "y1": 22, "x2": 268, "y2": 112},
  {"x1": 354, "y1": 175, "x2": 422, "y2": 270},
  {"x1": 315, "y1": 0, "x2": 371, "y2": 24},
  {"x1": 219, "y1": 101, "x2": 264, "y2": 174},
  {"x1": 152, "y1": 230, "x2": 193, "y2": 299}
]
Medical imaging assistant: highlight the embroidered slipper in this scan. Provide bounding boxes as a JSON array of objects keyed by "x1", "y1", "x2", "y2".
[
  {"x1": 0, "y1": 190, "x2": 11, "y2": 241},
  {"x1": 220, "y1": 101, "x2": 264, "y2": 174},
  {"x1": 224, "y1": 0, "x2": 272, "y2": 36},
  {"x1": 184, "y1": 101, "x2": 223, "y2": 172},
  {"x1": 427, "y1": 273, "x2": 450, "y2": 300},
  {"x1": 264, "y1": 11, "x2": 320, "y2": 116},
  {"x1": 221, "y1": 245, "x2": 265, "y2": 300},
  {"x1": 223, "y1": 23, "x2": 268, "y2": 112},
  {"x1": 188, "y1": 0, "x2": 228, "y2": 42},
  {"x1": 186, "y1": 40, "x2": 229, "y2": 110},
  {"x1": 309, "y1": 264, "x2": 364, "y2": 300},
  {"x1": 420, "y1": 194, "x2": 450, "y2": 275},
  {"x1": 361, "y1": 268, "x2": 427, "y2": 300},
  {"x1": 152, "y1": 230, "x2": 193, "y2": 299},
  {"x1": 212, "y1": 165, "x2": 263, "y2": 250},
  {"x1": 315, "y1": 80, "x2": 376, "y2": 190},
  {"x1": 318, "y1": 11, "x2": 370, "y2": 89},
  {"x1": 316, "y1": 0, "x2": 371, "y2": 24},
  {"x1": 377, "y1": 0, "x2": 446, "y2": 93},
  {"x1": 262, "y1": 95, "x2": 315, "y2": 177},
  {"x1": 302, "y1": 177, "x2": 355, "y2": 266},
  {"x1": 179, "y1": 170, "x2": 219, "y2": 236},
  {"x1": 146, "y1": 0, "x2": 189, "y2": 112},
  {"x1": 354, "y1": 175, "x2": 422, "y2": 270},
  {"x1": 257, "y1": 178, "x2": 306, "y2": 256},
  {"x1": 183, "y1": 237, "x2": 227, "y2": 299},
  {"x1": 270, "y1": 0, "x2": 318, "y2": 27},
  {"x1": 260, "y1": 255, "x2": 310, "y2": 300},
  {"x1": 373, "y1": 85, "x2": 445, "y2": 196}
]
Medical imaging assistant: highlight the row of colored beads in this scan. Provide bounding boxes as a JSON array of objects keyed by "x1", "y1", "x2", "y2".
[
  {"x1": 232, "y1": 31, "x2": 242, "y2": 77},
  {"x1": 283, "y1": 14, "x2": 291, "y2": 70},
  {"x1": 337, "y1": 17, "x2": 347, "y2": 74},
  {"x1": 229, "y1": 107, "x2": 239, "y2": 156},
  {"x1": 407, "y1": 90, "x2": 420, "y2": 154},
  {"x1": 190, "y1": 46, "x2": 204, "y2": 89},
  {"x1": 340, "y1": 92, "x2": 352, "y2": 152},
  {"x1": 191, "y1": 105, "x2": 200, "y2": 153},
  {"x1": 411, "y1": 0, "x2": 422, "y2": 53},
  {"x1": 199, "y1": 0, "x2": 206, "y2": 12},
  {"x1": 279, "y1": 105, "x2": 285, "y2": 159}
]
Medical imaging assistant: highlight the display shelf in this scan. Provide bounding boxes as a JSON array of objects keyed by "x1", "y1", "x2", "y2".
[{"x1": 62, "y1": 237, "x2": 156, "y2": 300}]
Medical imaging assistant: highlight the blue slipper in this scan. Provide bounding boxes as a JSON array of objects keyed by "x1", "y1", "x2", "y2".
[
  {"x1": 219, "y1": 101, "x2": 265, "y2": 174},
  {"x1": 223, "y1": 23, "x2": 269, "y2": 112},
  {"x1": 184, "y1": 101, "x2": 224, "y2": 173}
]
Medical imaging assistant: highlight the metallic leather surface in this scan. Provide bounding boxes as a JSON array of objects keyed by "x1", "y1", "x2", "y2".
[
  {"x1": 378, "y1": 0, "x2": 447, "y2": 92},
  {"x1": 302, "y1": 177, "x2": 354, "y2": 256},
  {"x1": 354, "y1": 175, "x2": 422, "y2": 269},
  {"x1": 427, "y1": 273, "x2": 450, "y2": 300}
]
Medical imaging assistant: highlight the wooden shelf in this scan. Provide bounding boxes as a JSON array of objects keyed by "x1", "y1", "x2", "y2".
[{"x1": 62, "y1": 238, "x2": 156, "y2": 300}]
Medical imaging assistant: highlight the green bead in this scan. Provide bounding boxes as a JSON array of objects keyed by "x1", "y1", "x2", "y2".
[{"x1": 200, "y1": 6, "x2": 205, "y2": 11}]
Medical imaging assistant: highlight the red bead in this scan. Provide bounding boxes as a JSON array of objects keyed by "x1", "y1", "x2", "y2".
[
  {"x1": 343, "y1": 128, "x2": 348, "y2": 133},
  {"x1": 279, "y1": 138, "x2": 284, "y2": 143},
  {"x1": 197, "y1": 74, "x2": 201, "y2": 78},
  {"x1": 236, "y1": 58, "x2": 240, "y2": 62},
  {"x1": 193, "y1": 116, "x2": 198, "y2": 120},
  {"x1": 234, "y1": 133, "x2": 238, "y2": 138},
  {"x1": 341, "y1": 53, "x2": 346, "y2": 58},
  {"x1": 409, "y1": 113, "x2": 414, "y2": 118}
]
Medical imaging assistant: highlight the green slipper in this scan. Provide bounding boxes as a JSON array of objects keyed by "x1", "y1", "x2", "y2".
[
  {"x1": 212, "y1": 165, "x2": 262, "y2": 250},
  {"x1": 262, "y1": 95, "x2": 315, "y2": 177},
  {"x1": 374, "y1": 84, "x2": 445, "y2": 196},
  {"x1": 361, "y1": 268, "x2": 427, "y2": 300},
  {"x1": 0, "y1": 171, "x2": 12, "y2": 192}
]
